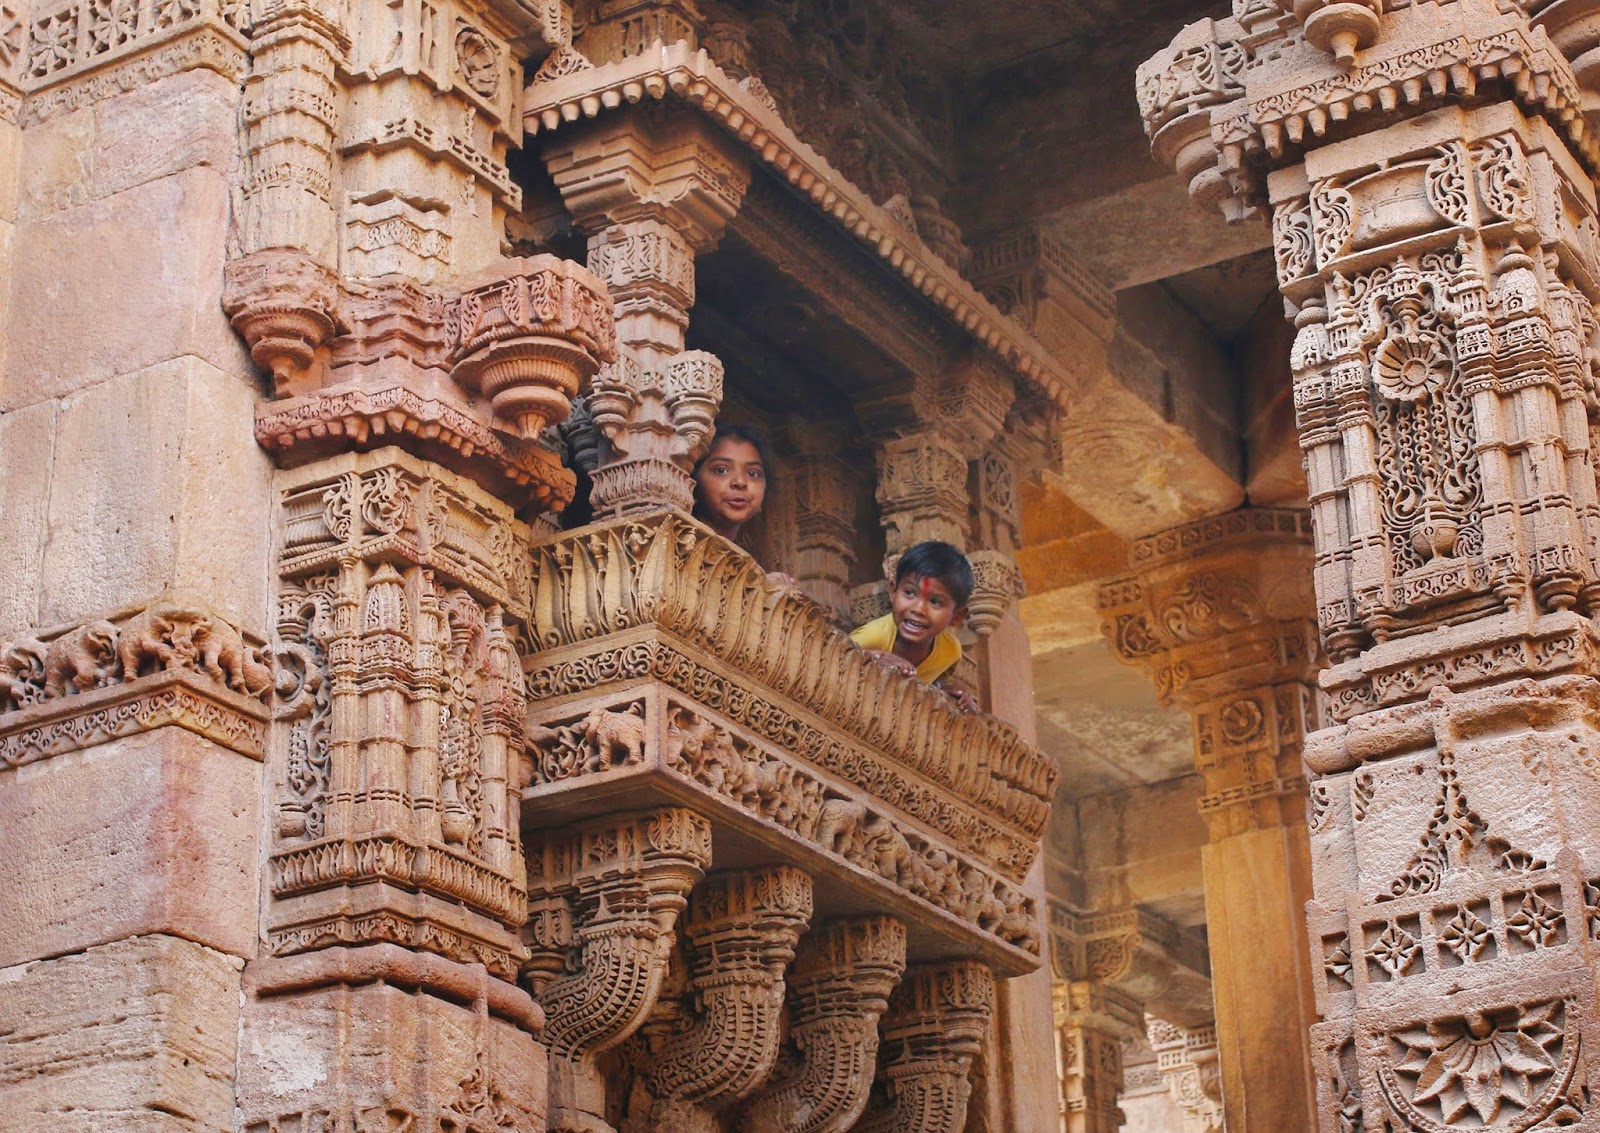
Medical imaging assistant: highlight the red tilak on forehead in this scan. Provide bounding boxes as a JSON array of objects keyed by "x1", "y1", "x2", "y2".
[{"x1": 920, "y1": 577, "x2": 932, "y2": 600}]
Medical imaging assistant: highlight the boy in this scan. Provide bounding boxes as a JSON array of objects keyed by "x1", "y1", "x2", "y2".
[{"x1": 850, "y1": 541, "x2": 980, "y2": 711}]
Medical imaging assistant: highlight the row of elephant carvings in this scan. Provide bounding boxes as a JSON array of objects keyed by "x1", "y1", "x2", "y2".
[
  {"x1": 0, "y1": 603, "x2": 273, "y2": 712},
  {"x1": 527, "y1": 699, "x2": 1041, "y2": 954}
]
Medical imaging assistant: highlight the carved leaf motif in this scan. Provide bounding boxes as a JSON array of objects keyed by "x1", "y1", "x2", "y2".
[
  {"x1": 1472, "y1": 135, "x2": 1532, "y2": 224},
  {"x1": 1424, "y1": 144, "x2": 1472, "y2": 228},
  {"x1": 1272, "y1": 200, "x2": 1314, "y2": 285},
  {"x1": 1310, "y1": 181, "x2": 1353, "y2": 268}
]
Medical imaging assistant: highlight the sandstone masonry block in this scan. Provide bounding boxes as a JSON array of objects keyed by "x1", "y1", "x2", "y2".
[
  {"x1": 38, "y1": 355, "x2": 271, "y2": 627},
  {"x1": 0, "y1": 398, "x2": 57, "y2": 637},
  {"x1": 4, "y1": 168, "x2": 248, "y2": 408},
  {"x1": 0, "y1": 934, "x2": 243, "y2": 1133},
  {"x1": 0, "y1": 727, "x2": 262, "y2": 967}
]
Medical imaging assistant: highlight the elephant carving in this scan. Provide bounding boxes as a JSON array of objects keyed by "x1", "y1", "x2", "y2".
[
  {"x1": 195, "y1": 616, "x2": 273, "y2": 697},
  {"x1": 118, "y1": 605, "x2": 204, "y2": 680},
  {"x1": 579, "y1": 703, "x2": 646, "y2": 770},
  {"x1": 43, "y1": 621, "x2": 119, "y2": 698},
  {"x1": 0, "y1": 638, "x2": 47, "y2": 710}
]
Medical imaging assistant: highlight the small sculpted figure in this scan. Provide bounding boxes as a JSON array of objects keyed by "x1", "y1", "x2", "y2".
[
  {"x1": 580, "y1": 703, "x2": 646, "y2": 770},
  {"x1": 43, "y1": 620, "x2": 119, "y2": 697},
  {"x1": 850, "y1": 540, "x2": 981, "y2": 712},
  {"x1": 0, "y1": 638, "x2": 47, "y2": 709}
]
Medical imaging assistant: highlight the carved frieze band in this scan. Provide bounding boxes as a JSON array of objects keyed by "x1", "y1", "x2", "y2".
[
  {"x1": 525, "y1": 687, "x2": 1040, "y2": 960},
  {"x1": 526, "y1": 511, "x2": 1056, "y2": 842},
  {"x1": 0, "y1": 601, "x2": 271, "y2": 767}
]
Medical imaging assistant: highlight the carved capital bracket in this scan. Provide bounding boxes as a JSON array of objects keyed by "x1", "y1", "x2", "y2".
[
  {"x1": 854, "y1": 961, "x2": 996, "y2": 1133},
  {"x1": 1147, "y1": 1018, "x2": 1224, "y2": 1133},
  {"x1": 1049, "y1": 902, "x2": 1212, "y2": 1027},
  {"x1": 1098, "y1": 507, "x2": 1320, "y2": 836},
  {"x1": 543, "y1": 106, "x2": 751, "y2": 361},
  {"x1": 736, "y1": 916, "x2": 909, "y2": 1133},
  {"x1": 522, "y1": 807, "x2": 713, "y2": 1058},
  {"x1": 585, "y1": 348, "x2": 723, "y2": 516},
  {"x1": 634, "y1": 866, "x2": 814, "y2": 1130}
]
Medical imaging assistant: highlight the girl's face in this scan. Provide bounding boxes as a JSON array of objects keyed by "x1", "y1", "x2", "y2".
[{"x1": 695, "y1": 437, "x2": 767, "y2": 536}]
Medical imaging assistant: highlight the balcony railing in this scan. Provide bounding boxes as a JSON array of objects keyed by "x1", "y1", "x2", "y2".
[{"x1": 521, "y1": 510, "x2": 1055, "y2": 970}]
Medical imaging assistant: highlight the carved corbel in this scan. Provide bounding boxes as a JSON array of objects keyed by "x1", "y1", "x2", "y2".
[
  {"x1": 635, "y1": 866, "x2": 815, "y2": 1130},
  {"x1": 1134, "y1": 17, "x2": 1252, "y2": 221},
  {"x1": 223, "y1": 249, "x2": 342, "y2": 394},
  {"x1": 854, "y1": 961, "x2": 995, "y2": 1133},
  {"x1": 447, "y1": 256, "x2": 617, "y2": 441},
  {"x1": 736, "y1": 916, "x2": 908, "y2": 1133},
  {"x1": 523, "y1": 808, "x2": 713, "y2": 1130}
]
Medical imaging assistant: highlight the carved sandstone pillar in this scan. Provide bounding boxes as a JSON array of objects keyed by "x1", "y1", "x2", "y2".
[
  {"x1": 1099, "y1": 509, "x2": 1320, "y2": 1131},
  {"x1": 1141, "y1": 7, "x2": 1600, "y2": 1128},
  {"x1": 543, "y1": 107, "x2": 751, "y2": 515}
]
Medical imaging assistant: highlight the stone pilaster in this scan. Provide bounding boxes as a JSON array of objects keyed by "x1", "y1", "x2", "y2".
[
  {"x1": 1141, "y1": 6, "x2": 1600, "y2": 1130},
  {"x1": 543, "y1": 107, "x2": 751, "y2": 515},
  {"x1": 1099, "y1": 508, "x2": 1320, "y2": 1132}
]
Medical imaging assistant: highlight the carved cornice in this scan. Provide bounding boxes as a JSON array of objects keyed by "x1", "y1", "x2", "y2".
[
  {"x1": 0, "y1": 599, "x2": 272, "y2": 767},
  {"x1": 18, "y1": 0, "x2": 248, "y2": 109},
  {"x1": 0, "y1": 668, "x2": 268, "y2": 767},
  {"x1": 1139, "y1": 2, "x2": 1600, "y2": 218},
  {"x1": 524, "y1": 39, "x2": 1087, "y2": 411}
]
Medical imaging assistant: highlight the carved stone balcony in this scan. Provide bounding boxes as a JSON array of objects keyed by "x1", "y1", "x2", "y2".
[{"x1": 521, "y1": 510, "x2": 1054, "y2": 971}]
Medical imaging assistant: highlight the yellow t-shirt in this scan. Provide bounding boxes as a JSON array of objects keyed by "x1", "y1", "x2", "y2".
[{"x1": 849, "y1": 613, "x2": 962, "y2": 684}]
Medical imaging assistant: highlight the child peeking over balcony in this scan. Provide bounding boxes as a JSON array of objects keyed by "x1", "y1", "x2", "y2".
[
  {"x1": 850, "y1": 541, "x2": 981, "y2": 713},
  {"x1": 692, "y1": 422, "x2": 799, "y2": 588}
]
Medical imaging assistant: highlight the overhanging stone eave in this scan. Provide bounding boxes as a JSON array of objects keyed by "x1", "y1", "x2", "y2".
[{"x1": 522, "y1": 39, "x2": 1095, "y2": 414}]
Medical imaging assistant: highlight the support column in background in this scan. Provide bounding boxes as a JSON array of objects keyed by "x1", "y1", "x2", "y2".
[{"x1": 1100, "y1": 508, "x2": 1320, "y2": 1132}]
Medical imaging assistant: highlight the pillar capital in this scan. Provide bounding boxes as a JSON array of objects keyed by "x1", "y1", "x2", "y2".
[
  {"x1": 1099, "y1": 507, "x2": 1319, "y2": 708},
  {"x1": 543, "y1": 106, "x2": 751, "y2": 256}
]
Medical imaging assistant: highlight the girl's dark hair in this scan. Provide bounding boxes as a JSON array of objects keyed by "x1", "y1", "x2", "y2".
[
  {"x1": 692, "y1": 421, "x2": 775, "y2": 483},
  {"x1": 894, "y1": 541, "x2": 976, "y2": 606}
]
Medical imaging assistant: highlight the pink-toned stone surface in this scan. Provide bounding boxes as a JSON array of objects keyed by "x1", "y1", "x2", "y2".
[
  {"x1": 0, "y1": 727, "x2": 261, "y2": 967},
  {"x1": 4, "y1": 167, "x2": 247, "y2": 409},
  {"x1": 36, "y1": 356, "x2": 271, "y2": 628},
  {"x1": 0, "y1": 934, "x2": 244, "y2": 1132},
  {"x1": 237, "y1": 980, "x2": 547, "y2": 1132}
]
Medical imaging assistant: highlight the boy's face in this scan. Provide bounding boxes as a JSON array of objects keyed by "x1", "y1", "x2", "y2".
[{"x1": 890, "y1": 573, "x2": 967, "y2": 646}]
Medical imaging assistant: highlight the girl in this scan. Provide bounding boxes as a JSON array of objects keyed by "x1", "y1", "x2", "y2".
[
  {"x1": 692, "y1": 422, "x2": 773, "y2": 543},
  {"x1": 693, "y1": 423, "x2": 798, "y2": 587}
]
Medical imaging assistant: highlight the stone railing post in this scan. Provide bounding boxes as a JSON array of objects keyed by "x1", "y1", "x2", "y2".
[
  {"x1": 1099, "y1": 507, "x2": 1320, "y2": 1131},
  {"x1": 543, "y1": 108, "x2": 751, "y2": 516},
  {"x1": 1140, "y1": 5, "x2": 1600, "y2": 1125}
]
